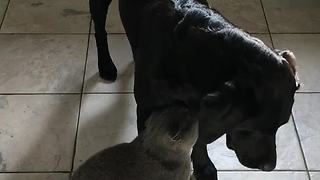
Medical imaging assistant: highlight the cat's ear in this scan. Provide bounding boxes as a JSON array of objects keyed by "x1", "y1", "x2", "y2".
[
  {"x1": 166, "y1": 107, "x2": 198, "y2": 142},
  {"x1": 170, "y1": 130, "x2": 182, "y2": 142}
]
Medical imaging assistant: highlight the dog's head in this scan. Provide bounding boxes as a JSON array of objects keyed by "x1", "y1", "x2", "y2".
[
  {"x1": 226, "y1": 50, "x2": 300, "y2": 171},
  {"x1": 174, "y1": 17, "x2": 300, "y2": 170}
]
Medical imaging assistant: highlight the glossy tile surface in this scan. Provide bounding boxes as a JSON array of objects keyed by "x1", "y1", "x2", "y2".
[
  {"x1": 0, "y1": 173, "x2": 69, "y2": 180},
  {"x1": 218, "y1": 171, "x2": 309, "y2": 180},
  {"x1": 208, "y1": 0, "x2": 268, "y2": 33},
  {"x1": 262, "y1": 0, "x2": 320, "y2": 33},
  {"x1": 0, "y1": 95, "x2": 80, "y2": 171},
  {"x1": 0, "y1": 35, "x2": 87, "y2": 93},
  {"x1": 106, "y1": 0, "x2": 125, "y2": 33},
  {"x1": 0, "y1": 0, "x2": 8, "y2": 24},
  {"x1": 1, "y1": 0, "x2": 90, "y2": 33},
  {"x1": 311, "y1": 172, "x2": 320, "y2": 180},
  {"x1": 73, "y1": 94, "x2": 137, "y2": 169},
  {"x1": 293, "y1": 94, "x2": 320, "y2": 170}
]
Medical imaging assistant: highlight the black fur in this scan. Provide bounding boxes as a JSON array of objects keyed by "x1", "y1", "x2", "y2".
[{"x1": 89, "y1": 0, "x2": 299, "y2": 179}]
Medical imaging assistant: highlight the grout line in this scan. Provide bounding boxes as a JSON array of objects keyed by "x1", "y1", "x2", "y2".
[
  {"x1": 0, "y1": 170, "x2": 310, "y2": 174},
  {"x1": 291, "y1": 114, "x2": 312, "y2": 180},
  {"x1": 217, "y1": 170, "x2": 308, "y2": 172},
  {"x1": 0, "y1": 32, "x2": 318, "y2": 35},
  {"x1": 0, "y1": 171, "x2": 70, "y2": 174},
  {"x1": 90, "y1": 32, "x2": 126, "y2": 35},
  {"x1": 1, "y1": 92, "x2": 318, "y2": 95},
  {"x1": 70, "y1": 19, "x2": 92, "y2": 173},
  {"x1": 0, "y1": 93, "x2": 81, "y2": 95},
  {"x1": 0, "y1": 0, "x2": 11, "y2": 30},
  {"x1": 296, "y1": 92, "x2": 320, "y2": 94},
  {"x1": 0, "y1": 32, "x2": 91, "y2": 35},
  {"x1": 259, "y1": 0, "x2": 274, "y2": 48},
  {"x1": 0, "y1": 92, "x2": 136, "y2": 96},
  {"x1": 84, "y1": 92, "x2": 134, "y2": 94},
  {"x1": 251, "y1": 33, "x2": 271, "y2": 35},
  {"x1": 270, "y1": 32, "x2": 320, "y2": 35}
]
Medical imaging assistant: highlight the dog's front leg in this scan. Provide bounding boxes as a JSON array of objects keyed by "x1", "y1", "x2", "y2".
[
  {"x1": 192, "y1": 142, "x2": 218, "y2": 180},
  {"x1": 136, "y1": 105, "x2": 151, "y2": 134},
  {"x1": 89, "y1": 0, "x2": 117, "y2": 81}
]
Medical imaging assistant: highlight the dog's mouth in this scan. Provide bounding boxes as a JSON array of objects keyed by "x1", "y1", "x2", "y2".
[
  {"x1": 237, "y1": 155, "x2": 258, "y2": 169},
  {"x1": 235, "y1": 153, "x2": 276, "y2": 171}
]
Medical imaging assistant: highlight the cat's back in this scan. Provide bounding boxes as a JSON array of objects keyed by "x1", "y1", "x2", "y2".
[
  {"x1": 71, "y1": 139, "x2": 175, "y2": 180},
  {"x1": 71, "y1": 139, "x2": 191, "y2": 180}
]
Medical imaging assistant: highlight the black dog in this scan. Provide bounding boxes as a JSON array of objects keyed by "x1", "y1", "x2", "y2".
[{"x1": 89, "y1": 0, "x2": 300, "y2": 179}]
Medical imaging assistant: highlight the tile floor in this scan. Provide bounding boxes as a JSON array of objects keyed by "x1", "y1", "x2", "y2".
[{"x1": 0, "y1": 0, "x2": 319, "y2": 180}]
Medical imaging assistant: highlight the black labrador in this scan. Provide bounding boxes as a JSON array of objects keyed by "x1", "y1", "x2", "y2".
[{"x1": 89, "y1": 0, "x2": 300, "y2": 179}]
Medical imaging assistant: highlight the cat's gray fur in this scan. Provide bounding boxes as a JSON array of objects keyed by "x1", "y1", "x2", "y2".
[{"x1": 71, "y1": 106, "x2": 198, "y2": 180}]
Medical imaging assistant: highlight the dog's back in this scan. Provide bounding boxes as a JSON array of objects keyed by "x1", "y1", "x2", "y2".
[{"x1": 71, "y1": 106, "x2": 198, "y2": 180}]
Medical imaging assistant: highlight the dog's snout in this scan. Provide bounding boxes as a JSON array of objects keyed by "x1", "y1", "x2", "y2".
[{"x1": 260, "y1": 162, "x2": 276, "y2": 171}]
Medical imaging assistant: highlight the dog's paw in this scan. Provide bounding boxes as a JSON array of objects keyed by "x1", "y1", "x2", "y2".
[
  {"x1": 98, "y1": 60, "x2": 118, "y2": 81},
  {"x1": 194, "y1": 165, "x2": 218, "y2": 180}
]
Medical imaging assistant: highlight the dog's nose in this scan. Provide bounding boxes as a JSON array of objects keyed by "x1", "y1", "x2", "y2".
[{"x1": 260, "y1": 163, "x2": 276, "y2": 171}]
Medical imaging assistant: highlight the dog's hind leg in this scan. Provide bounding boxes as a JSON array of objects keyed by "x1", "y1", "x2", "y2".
[
  {"x1": 89, "y1": 0, "x2": 117, "y2": 81},
  {"x1": 192, "y1": 142, "x2": 218, "y2": 180}
]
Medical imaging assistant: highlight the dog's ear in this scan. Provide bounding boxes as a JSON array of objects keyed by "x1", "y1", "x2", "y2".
[
  {"x1": 279, "y1": 50, "x2": 297, "y2": 74},
  {"x1": 276, "y1": 49, "x2": 300, "y2": 90}
]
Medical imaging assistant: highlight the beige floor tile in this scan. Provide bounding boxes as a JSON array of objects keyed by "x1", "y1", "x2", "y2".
[
  {"x1": 0, "y1": 0, "x2": 8, "y2": 23},
  {"x1": 293, "y1": 94, "x2": 320, "y2": 170},
  {"x1": 272, "y1": 34, "x2": 320, "y2": 92},
  {"x1": 311, "y1": 172, "x2": 320, "y2": 180},
  {"x1": 90, "y1": 0, "x2": 125, "y2": 34},
  {"x1": 73, "y1": 94, "x2": 137, "y2": 169},
  {"x1": 0, "y1": 173, "x2": 69, "y2": 180},
  {"x1": 0, "y1": 34, "x2": 87, "y2": 93},
  {"x1": 84, "y1": 35, "x2": 134, "y2": 93},
  {"x1": 208, "y1": 0, "x2": 268, "y2": 33},
  {"x1": 0, "y1": 95, "x2": 80, "y2": 172},
  {"x1": 218, "y1": 171, "x2": 309, "y2": 180},
  {"x1": 262, "y1": 0, "x2": 320, "y2": 33},
  {"x1": 106, "y1": 0, "x2": 124, "y2": 33},
  {"x1": 1, "y1": 0, "x2": 90, "y2": 33},
  {"x1": 252, "y1": 34, "x2": 273, "y2": 47},
  {"x1": 208, "y1": 119, "x2": 305, "y2": 170}
]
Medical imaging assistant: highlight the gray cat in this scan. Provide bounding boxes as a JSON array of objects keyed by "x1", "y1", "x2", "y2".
[{"x1": 71, "y1": 106, "x2": 198, "y2": 180}]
